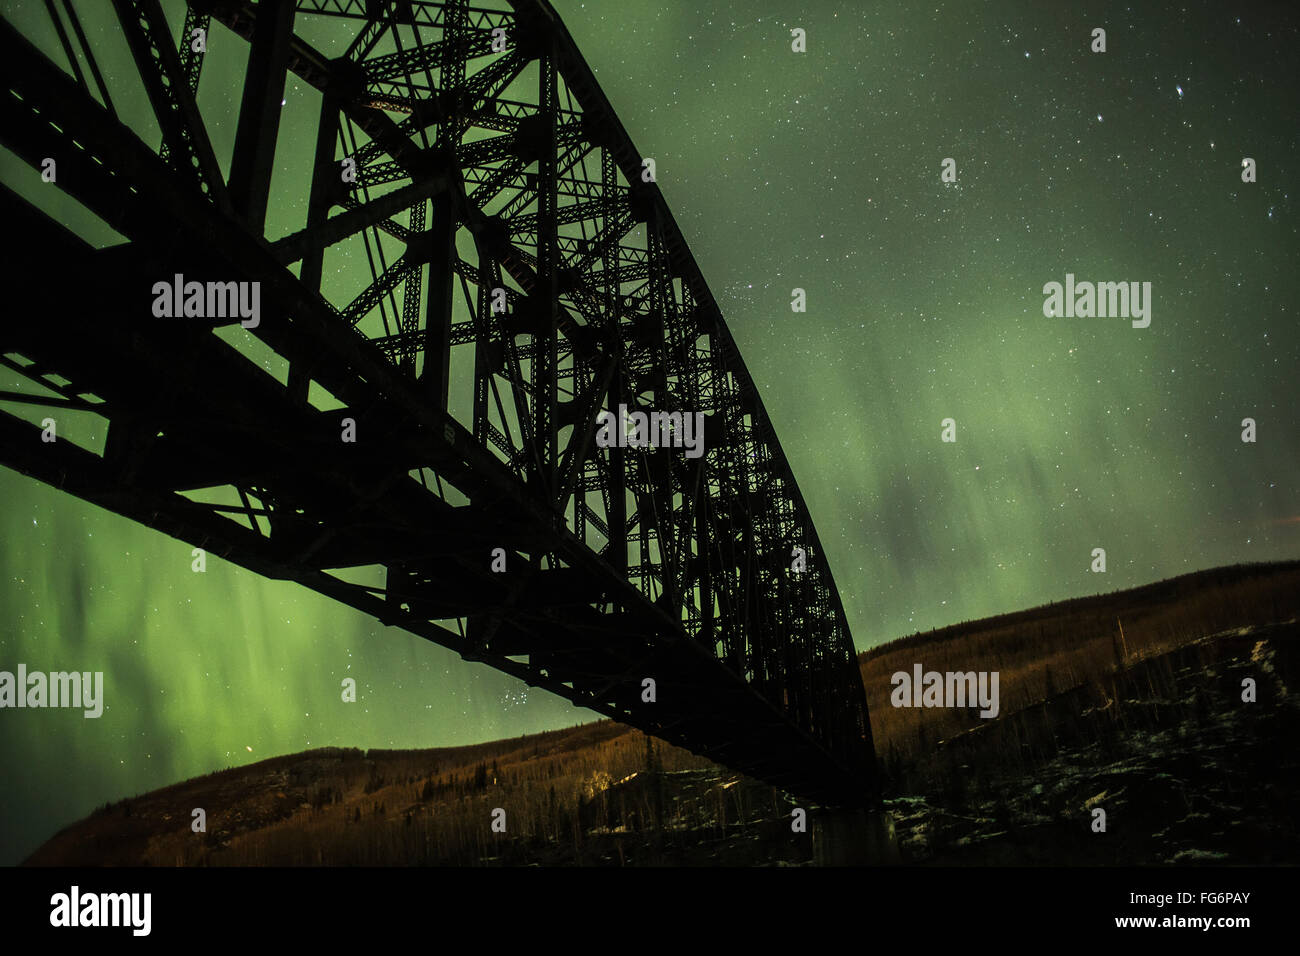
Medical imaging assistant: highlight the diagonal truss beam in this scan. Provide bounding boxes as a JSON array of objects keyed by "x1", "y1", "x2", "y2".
[{"x1": 110, "y1": 0, "x2": 230, "y2": 211}]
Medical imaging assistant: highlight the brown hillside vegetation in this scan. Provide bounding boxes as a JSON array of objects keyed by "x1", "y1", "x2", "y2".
[
  {"x1": 26, "y1": 720, "x2": 757, "y2": 866},
  {"x1": 860, "y1": 561, "x2": 1300, "y2": 781}
]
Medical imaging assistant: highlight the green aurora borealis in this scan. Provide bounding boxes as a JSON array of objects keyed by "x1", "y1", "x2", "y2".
[{"x1": 1, "y1": 0, "x2": 1297, "y2": 863}]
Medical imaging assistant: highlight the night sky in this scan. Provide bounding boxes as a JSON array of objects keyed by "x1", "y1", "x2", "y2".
[{"x1": 1, "y1": 0, "x2": 1297, "y2": 864}]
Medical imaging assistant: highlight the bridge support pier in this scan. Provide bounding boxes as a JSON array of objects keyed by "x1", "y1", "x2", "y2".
[{"x1": 812, "y1": 808, "x2": 899, "y2": 865}]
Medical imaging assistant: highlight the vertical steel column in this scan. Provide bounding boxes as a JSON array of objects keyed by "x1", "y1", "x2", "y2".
[
  {"x1": 423, "y1": 0, "x2": 463, "y2": 408},
  {"x1": 535, "y1": 38, "x2": 559, "y2": 502},
  {"x1": 290, "y1": 90, "x2": 341, "y2": 405},
  {"x1": 228, "y1": 0, "x2": 295, "y2": 233},
  {"x1": 601, "y1": 145, "x2": 627, "y2": 576},
  {"x1": 472, "y1": 245, "x2": 507, "y2": 446},
  {"x1": 422, "y1": 191, "x2": 456, "y2": 408}
]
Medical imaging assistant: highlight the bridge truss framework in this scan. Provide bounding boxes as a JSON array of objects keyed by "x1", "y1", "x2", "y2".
[{"x1": 0, "y1": 0, "x2": 876, "y2": 807}]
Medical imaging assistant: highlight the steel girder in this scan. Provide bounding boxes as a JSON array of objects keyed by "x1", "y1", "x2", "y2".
[{"x1": 0, "y1": 0, "x2": 877, "y2": 807}]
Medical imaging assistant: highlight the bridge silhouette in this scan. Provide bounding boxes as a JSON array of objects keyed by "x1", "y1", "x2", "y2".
[{"x1": 0, "y1": 0, "x2": 876, "y2": 808}]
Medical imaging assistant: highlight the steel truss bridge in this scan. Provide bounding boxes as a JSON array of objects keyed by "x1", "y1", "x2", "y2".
[{"x1": 0, "y1": 0, "x2": 876, "y2": 807}]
